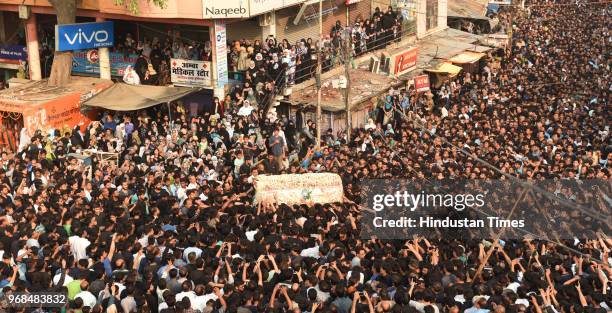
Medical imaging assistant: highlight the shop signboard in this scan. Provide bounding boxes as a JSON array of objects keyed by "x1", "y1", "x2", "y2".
[
  {"x1": 0, "y1": 45, "x2": 27, "y2": 64},
  {"x1": 414, "y1": 74, "x2": 430, "y2": 92},
  {"x1": 203, "y1": 0, "x2": 249, "y2": 18},
  {"x1": 392, "y1": 47, "x2": 418, "y2": 76},
  {"x1": 56, "y1": 21, "x2": 114, "y2": 51},
  {"x1": 170, "y1": 58, "x2": 212, "y2": 87},
  {"x1": 72, "y1": 50, "x2": 138, "y2": 77}
]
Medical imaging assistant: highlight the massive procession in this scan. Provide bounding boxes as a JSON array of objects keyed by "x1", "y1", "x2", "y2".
[{"x1": 0, "y1": 0, "x2": 609, "y2": 312}]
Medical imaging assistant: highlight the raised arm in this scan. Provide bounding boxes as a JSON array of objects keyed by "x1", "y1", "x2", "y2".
[
  {"x1": 280, "y1": 286, "x2": 294, "y2": 310},
  {"x1": 269, "y1": 284, "x2": 280, "y2": 308},
  {"x1": 575, "y1": 283, "x2": 587, "y2": 307},
  {"x1": 268, "y1": 254, "x2": 280, "y2": 273}
]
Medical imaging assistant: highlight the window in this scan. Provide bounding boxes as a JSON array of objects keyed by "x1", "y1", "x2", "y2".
[{"x1": 426, "y1": 0, "x2": 438, "y2": 30}]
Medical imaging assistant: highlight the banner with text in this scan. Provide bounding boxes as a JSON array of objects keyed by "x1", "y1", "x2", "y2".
[
  {"x1": 171, "y1": 58, "x2": 212, "y2": 87},
  {"x1": 255, "y1": 173, "x2": 344, "y2": 205},
  {"x1": 72, "y1": 50, "x2": 138, "y2": 77},
  {"x1": 0, "y1": 45, "x2": 27, "y2": 64},
  {"x1": 214, "y1": 21, "x2": 228, "y2": 88}
]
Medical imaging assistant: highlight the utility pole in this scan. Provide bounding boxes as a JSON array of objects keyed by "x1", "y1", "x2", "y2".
[
  {"x1": 316, "y1": 0, "x2": 322, "y2": 148},
  {"x1": 343, "y1": 28, "x2": 351, "y2": 140},
  {"x1": 507, "y1": 11, "x2": 513, "y2": 55}
]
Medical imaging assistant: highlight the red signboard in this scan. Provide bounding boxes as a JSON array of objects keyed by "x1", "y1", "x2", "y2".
[
  {"x1": 393, "y1": 47, "x2": 418, "y2": 76},
  {"x1": 414, "y1": 74, "x2": 430, "y2": 92}
]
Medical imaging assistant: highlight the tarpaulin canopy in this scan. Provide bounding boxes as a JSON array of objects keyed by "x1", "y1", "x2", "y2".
[
  {"x1": 425, "y1": 62, "x2": 463, "y2": 75},
  {"x1": 83, "y1": 83, "x2": 200, "y2": 111},
  {"x1": 448, "y1": 0, "x2": 490, "y2": 20},
  {"x1": 448, "y1": 51, "x2": 486, "y2": 64}
]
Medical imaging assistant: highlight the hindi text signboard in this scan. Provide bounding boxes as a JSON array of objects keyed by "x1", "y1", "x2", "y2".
[{"x1": 171, "y1": 58, "x2": 212, "y2": 87}]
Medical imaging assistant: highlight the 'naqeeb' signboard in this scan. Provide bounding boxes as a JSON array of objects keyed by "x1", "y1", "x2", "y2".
[
  {"x1": 414, "y1": 74, "x2": 430, "y2": 92},
  {"x1": 203, "y1": 0, "x2": 249, "y2": 18},
  {"x1": 170, "y1": 58, "x2": 212, "y2": 87},
  {"x1": 392, "y1": 46, "x2": 418, "y2": 76}
]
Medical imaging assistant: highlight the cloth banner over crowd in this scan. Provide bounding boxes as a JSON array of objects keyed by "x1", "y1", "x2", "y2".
[{"x1": 254, "y1": 173, "x2": 344, "y2": 204}]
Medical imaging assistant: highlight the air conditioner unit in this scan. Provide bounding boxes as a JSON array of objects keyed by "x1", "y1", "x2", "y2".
[
  {"x1": 369, "y1": 56, "x2": 380, "y2": 73},
  {"x1": 380, "y1": 52, "x2": 391, "y2": 73},
  {"x1": 258, "y1": 13, "x2": 274, "y2": 27}
]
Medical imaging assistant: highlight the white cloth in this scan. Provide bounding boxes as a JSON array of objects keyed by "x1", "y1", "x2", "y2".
[
  {"x1": 193, "y1": 293, "x2": 218, "y2": 312},
  {"x1": 68, "y1": 236, "x2": 91, "y2": 261},
  {"x1": 245, "y1": 230, "x2": 258, "y2": 241},
  {"x1": 123, "y1": 66, "x2": 141, "y2": 85},
  {"x1": 176, "y1": 291, "x2": 196, "y2": 304},
  {"x1": 300, "y1": 246, "x2": 320, "y2": 259},
  {"x1": 183, "y1": 247, "x2": 203, "y2": 261},
  {"x1": 237, "y1": 106, "x2": 254, "y2": 116},
  {"x1": 52, "y1": 273, "x2": 73, "y2": 286},
  {"x1": 75, "y1": 291, "x2": 97, "y2": 308}
]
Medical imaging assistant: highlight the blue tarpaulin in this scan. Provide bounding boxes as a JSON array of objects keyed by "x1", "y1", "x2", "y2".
[{"x1": 488, "y1": 3, "x2": 501, "y2": 13}]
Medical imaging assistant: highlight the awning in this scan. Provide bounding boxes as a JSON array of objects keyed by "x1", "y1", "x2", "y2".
[
  {"x1": 448, "y1": 0, "x2": 490, "y2": 20},
  {"x1": 468, "y1": 45, "x2": 493, "y2": 53},
  {"x1": 425, "y1": 62, "x2": 463, "y2": 75},
  {"x1": 448, "y1": 51, "x2": 486, "y2": 64},
  {"x1": 479, "y1": 33, "x2": 510, "y2": 48},
  {"x1": 83, "y1": 83, "x2": 200, "y2": 111},
  {"x1": 416, "y1": 28, "x2": 483, "y2": 70}
]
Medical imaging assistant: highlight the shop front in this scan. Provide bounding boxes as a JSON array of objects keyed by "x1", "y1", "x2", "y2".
[
  {"x1": 0, "y1": 44, "x2": 27, "y2": 82},
  {"x1": 0, "y1": 77, "x2": 112, "y2": 150}
]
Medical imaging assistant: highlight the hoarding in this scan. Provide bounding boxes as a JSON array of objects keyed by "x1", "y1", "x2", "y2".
[
  {"x1": 214, "y1": 21, "x2": 229, "y2": 88},
  {"x1": 56, "y1": 21, "x2": 114, "y2": 51},
  {"x1": 72, "y1": 50, "x2": 138, "y2": 77}
]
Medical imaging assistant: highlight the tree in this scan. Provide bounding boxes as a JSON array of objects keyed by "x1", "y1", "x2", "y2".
[
  {"x1": 48, "y1": 0, "x2": 167, "y2": 86},
  {"x1": 48, "y1": 0, "x2": 76, "y2": 86}
]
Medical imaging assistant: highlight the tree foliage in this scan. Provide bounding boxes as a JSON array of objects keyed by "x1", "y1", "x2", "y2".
[{"x1": 114, "y1": 0, "x2": 168, "y2": 15}]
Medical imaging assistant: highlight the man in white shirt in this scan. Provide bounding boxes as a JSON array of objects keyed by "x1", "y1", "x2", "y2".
[
  {"x1": 75, "y1": 281, "x2": 97, "y2": 308},
  {"x1": 68, "y1": 229, "x2": 91, "y2": 261}
]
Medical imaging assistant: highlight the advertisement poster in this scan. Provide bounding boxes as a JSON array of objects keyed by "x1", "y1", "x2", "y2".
[
  {"x1": 23, "y1": 93, "x2": 89, "y2": 134},
  {"x1": 55, "y1": 21, "x2": 114, "y2": 51},
  {"x1": 414, "y1": 74, "x2": 430, "y2": 92},
  {"x1": 72, "y1": 50, "x2": 138, "y2": 77},
  {"x1": 214, "y1": 21, "x2": 228, "y2": 88},
  {"x1": 170, "y1": 58, "x2": 212, "y2": 87},
  {"x1": 392, "y1": 47, "x2": 418, "y2": 76}
]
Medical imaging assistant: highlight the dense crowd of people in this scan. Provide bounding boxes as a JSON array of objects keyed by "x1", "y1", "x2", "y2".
[
  {"x1": 119, "y1": 6, "x2": 406, "y2": 95},
  {"x1": 0, "y1": 1, "x2": 610, "y2": 313}
]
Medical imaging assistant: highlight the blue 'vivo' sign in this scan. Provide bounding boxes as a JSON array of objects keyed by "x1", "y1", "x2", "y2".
[{"x1": 55, "y1": 21, "x2": 114, "y2": 52}]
